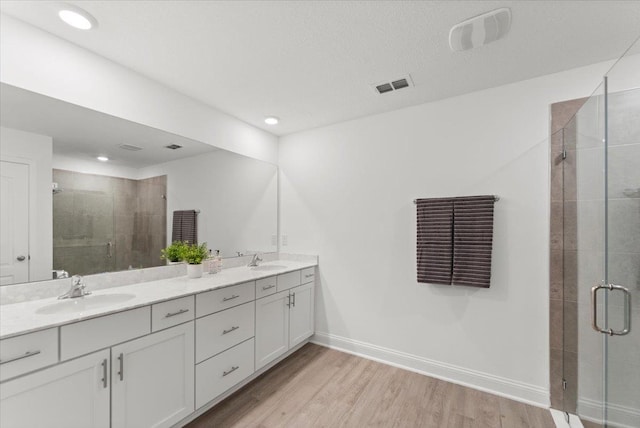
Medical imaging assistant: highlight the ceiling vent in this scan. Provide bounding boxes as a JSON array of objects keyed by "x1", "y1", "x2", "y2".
[
  {"x1": 449, "y1": 8, "x2": 511, "y2": 52},
  {"x1": 118, "y1": 144, "x2": 142, "y2": 151},
  {"x1": 164, "y1": 144, "x2": 183, "y2": 150},
  {"x1": 372, "y1": 75, "x2": 414, "y2": 95}
]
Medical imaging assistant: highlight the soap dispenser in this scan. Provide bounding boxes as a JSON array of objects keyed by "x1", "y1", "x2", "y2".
[
  {"x1": 207, "y1": 249, "x2": 215, "y2": 274},
  {"x1": 214, "y1": 250, "x2": 222, "y2": 273}
]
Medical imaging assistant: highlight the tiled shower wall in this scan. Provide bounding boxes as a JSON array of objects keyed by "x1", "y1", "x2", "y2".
[
  {"x1": 132, "y1": 175, "x2": 167, "y2": 269},
  {"x1": 550, "y1": 97, "x2": 585, "y2": 413},
  {"x1": 53, "y1": 170, "x2": 166, "y2": 276}
]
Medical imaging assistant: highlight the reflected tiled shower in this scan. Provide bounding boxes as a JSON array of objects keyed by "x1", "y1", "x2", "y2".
[{"x1": 52, "y1": 170, "x2": 166, "y2": 276}]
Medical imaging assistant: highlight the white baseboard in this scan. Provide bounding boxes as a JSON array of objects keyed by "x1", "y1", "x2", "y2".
[
  {"x1": 578, "y1": 397, "x2": 640, "y2": 428},
  {"x1": 311, "y1": 331, "x2": 549, "y2": 408}
]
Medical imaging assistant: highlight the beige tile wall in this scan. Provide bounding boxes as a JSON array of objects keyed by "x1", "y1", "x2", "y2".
[{"x1": 549, "y1": 97, "x2": 585, "y2": 412}]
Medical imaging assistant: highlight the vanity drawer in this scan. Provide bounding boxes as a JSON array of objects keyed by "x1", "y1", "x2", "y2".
[
  {"x1": 196, "y1": 281, "x2": 255, "y2": 317},
  {"x1": 195, "y1": 338, "x2": 254, "y2": 409},
  {"x1": 276, "y1": 270, "x2": 301, "y2": 292},
  {"x1": 152, "y1": 295, "x2": 195, "y2": 332},
  {"x1": 301, "y1": 267, "x2": 316, "y2": 284},
  {"x1": 195, "y1": 301, "x2": 255, "y2": 363},
  {"x1": 0, "y1": 328, "x2": 58, "y2": 382},
  {"x1": 255, "y1": 276, "x2": 277, "y2": 299},
  {"x1": 60, "y1": 307, "x2": 151, "y2": 360}
]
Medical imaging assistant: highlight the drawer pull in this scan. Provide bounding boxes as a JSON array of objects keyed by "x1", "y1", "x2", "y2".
[
  {"x1": 0, "y1": 350, "x2": 41, "y2": 365},
  {"x1": 101, "y1": 359, "x2": 108, "y2": 388},
  {"x1": 223, "y1": 295, "x2": 240, "y2": 302},
  {"x1": 223, "y1": 366, "x2": 239, "y2": 377},
  {"x1": 165, "y1": 308, "x2": 189, "y2": 318},
  {"x1": 262, "y1": 284, "x2": 276, "y2": 291},
  {"x1": 223, "y1": 326, "x2": 240, "y2": 335},
  {"x1": 305, "y1": 274, "x2": 314, "y2": 278},
  {"x1": 117, "y1": 353, "x2": 124, "y2": 381}
]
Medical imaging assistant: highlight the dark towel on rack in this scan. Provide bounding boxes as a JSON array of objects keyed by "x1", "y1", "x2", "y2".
[
  {"x1": 416, "y1": 198, "x2": 454, "y2": 285},
  {"x1": 451, "y1": 196, "x2": 495, "y2": 288},
  {"x1": 172, "y1": 210, "x2": 198, "y2": 244}
]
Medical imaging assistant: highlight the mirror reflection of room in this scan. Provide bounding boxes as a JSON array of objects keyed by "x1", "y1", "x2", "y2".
[
  {"x1": 52, "y1": 170, "x2": 167, "y2": 277},
  {"x1": 0, "y1": 84, "x2": 278, "y2": 286}
]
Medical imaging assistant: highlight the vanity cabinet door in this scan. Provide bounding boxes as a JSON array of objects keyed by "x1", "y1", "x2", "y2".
[
  {"x1": 111, "y1": 322, "x2": 194, "y2": 428},
  {"x1": 289, "y1": 282, "x2": 315, "y2": 349},
  {"x1": 255, "y1": 290, "x2": 290, "y2": 370},
  {"x1": 0, "y1": 349, "x2": 110, "y2": 428}
]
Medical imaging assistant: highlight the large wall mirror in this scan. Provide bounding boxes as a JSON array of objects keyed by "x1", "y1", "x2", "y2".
[{"x1": 0, "y1": 83, "x2": 277, "y2": 286}]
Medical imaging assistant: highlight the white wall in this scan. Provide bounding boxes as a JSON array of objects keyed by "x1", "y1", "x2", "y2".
[
  {"x1": 279, "y1": 60, "x2": 618, "y2": 406},
  {"x1": 0, "y1": 14, "x2": 278, "y2": 164},
  {"x1": 0, "y1": 127, "x2": 53, "y2": 282},
  {"x1": 139, "y1": 150, "x2": 278, "y2": 257}
]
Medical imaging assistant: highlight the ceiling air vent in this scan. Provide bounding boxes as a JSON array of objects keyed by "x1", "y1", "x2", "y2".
[
  {"x1": 375, "y1": 83, "x2": 394, "y2": 94},
  {"x1": 391, "y1": 79, "x2": 409, "y2": 90},
  {"x1": 372, "y1": 75, "x2": 413, "y2": 95},
  {"x1": 118, "y1": 144, "x2": 142, "y2": 151},
  {"x1": 165, "y1": 144, "x2": 183, "y2": 150}
]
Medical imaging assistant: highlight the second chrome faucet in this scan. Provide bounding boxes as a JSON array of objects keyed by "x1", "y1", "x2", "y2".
[
  {"x1": 58, "y1": 275, "x2": 91, "y2": 299},
  {"x1": 247, "y1": 253, "x2": 263, "y2": 267}
]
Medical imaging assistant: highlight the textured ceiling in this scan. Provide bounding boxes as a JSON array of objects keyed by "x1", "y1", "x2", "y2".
[{"x1": 1, "y1": 1, "x2": 639, "y2": 136}]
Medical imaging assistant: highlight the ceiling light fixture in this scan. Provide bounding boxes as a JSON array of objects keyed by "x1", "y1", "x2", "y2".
[
  {"x1": 264, "y1": 116, "x2": 279, "y2": 125},
  {"x1": 58, "y1": 4, "x2": 98, "y2": 30},
  {"x1": 97, "y1": 156, "x2": 109, "y2": 162}
]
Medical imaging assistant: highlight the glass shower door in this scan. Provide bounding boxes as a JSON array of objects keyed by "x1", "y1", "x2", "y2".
[
  {"x1": 569, "y1": 36, "x2": 639, "y2": 428},
  {"x1": 600, "y1": 38, "x2": 640, "y2": 428},
  {"x1": 568, "y1": 79, "x2": 607, "y2": 427}
]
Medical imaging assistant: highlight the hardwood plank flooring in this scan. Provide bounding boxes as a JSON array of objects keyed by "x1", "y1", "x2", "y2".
[{"x1": 186, "y1": 344, "x2": 555, "y2": 428}]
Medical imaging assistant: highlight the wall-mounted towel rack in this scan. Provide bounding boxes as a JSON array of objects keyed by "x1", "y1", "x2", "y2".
[{"x1": 413, "y1": 195, "x2": 499, "y2": 204}]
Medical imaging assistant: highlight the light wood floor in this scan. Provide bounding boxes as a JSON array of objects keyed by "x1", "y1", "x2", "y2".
[{"x1": 186, "y1": 343, "x2": 555, "y2": 428}]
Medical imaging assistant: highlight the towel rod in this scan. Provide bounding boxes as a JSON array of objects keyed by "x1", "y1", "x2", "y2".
[{"x1": 413, "y1": 195, "x2": 500, "y2": 204}]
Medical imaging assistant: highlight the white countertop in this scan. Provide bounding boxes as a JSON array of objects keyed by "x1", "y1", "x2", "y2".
[{"x1": 0, "y1": 260, "x2": 316, "y2": 340}]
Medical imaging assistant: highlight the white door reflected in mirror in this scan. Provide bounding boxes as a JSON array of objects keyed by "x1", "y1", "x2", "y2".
[{"x1": 0, "y1": 161, "x2": 29, "y2": 285}]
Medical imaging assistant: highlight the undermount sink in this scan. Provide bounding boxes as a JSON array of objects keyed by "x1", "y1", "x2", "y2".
[
  {"x1": 36, "y1": 293, "x2": 136, "y2": 315},
  {"x1": 251, "y1": 265, "x2": 288, "y2": 272}
]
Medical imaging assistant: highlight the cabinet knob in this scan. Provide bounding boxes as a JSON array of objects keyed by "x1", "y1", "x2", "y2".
[{"x1": 16, "y1": 255, "x2": 26, "y2": 262}]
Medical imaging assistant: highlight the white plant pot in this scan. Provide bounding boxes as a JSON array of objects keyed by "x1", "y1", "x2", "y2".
[{"x1": 187, "y1": 263, "x2": 203, "y2": 279}]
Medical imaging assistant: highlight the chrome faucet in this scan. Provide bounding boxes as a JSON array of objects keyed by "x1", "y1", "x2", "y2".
[
  {"x1": 247, "y1": 253, "x2": 263, "y2": 267},
  {"x1": 58, "y1": 275, "x2": 91, "y2": 299}
]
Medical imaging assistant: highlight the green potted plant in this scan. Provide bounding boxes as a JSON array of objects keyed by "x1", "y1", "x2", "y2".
[
  {"x1": 180, "y1": 242, "x2": 209, "y2": 278},
  {"x1": 161, "y1": 241, "x2": 187, "y2": 264}
]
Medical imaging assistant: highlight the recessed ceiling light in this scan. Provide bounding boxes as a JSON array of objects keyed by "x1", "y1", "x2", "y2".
[
  {"x1": 58, "y1": 5, "x2": 98, "y2": 30},
  {"x1": 97, "y1": 156, "x2": 109, "y2": 162},
  {"x1": 264, "y1": 116, "x2": 279, "y2": 125}
]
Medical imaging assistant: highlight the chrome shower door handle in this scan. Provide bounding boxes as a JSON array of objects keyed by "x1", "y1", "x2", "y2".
[
  {"x1": 610, "y1": 284, "x2": 631, "y2": 336},
  {"x1": 591, "y1": 284, "x2": 632, "y2": 336},
  {"x1": 592, "y1": 284, "x2": 607, "y2": 334}
]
